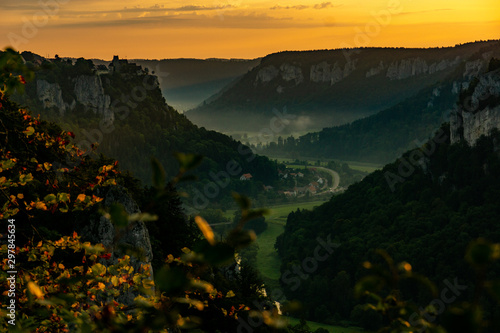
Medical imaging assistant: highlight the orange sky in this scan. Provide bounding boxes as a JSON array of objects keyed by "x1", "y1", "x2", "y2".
[{"x1": 1, "y1": 0, "x2": 499, "y2": 59}]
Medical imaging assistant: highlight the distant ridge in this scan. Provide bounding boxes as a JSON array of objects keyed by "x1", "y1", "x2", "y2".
[{"x1": 186, "y1": 40, "x2": 500, "y2": 132}]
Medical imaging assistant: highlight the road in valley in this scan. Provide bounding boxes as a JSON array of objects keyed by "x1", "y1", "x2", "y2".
[{"x1": 315, "y1": 166, "x2": 340, "y2": 191}]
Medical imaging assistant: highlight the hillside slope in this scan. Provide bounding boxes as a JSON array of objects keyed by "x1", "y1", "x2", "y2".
[
  {"x1": 186, "y1": 40, "x2": 500, "y2": 133},
  {"x1": 92, "y1": 57, "x2": 260, "y2": 111},
  {"x1": 11, "y1": 53, "x2": 277, "y2": 208},
  {"x1": 274, "y1": 66, "x2": 500, "y2": 330}
]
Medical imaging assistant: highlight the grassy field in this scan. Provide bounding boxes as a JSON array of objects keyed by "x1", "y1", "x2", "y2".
[
  {"x1": 255, "y1": 222, "x2": 283, "y2": 287},
  {"x1": 265, "y1": 200, "x2": 329, "y2": 225},
  {"x1": 335, "y1": 160, "x2": 381, "y2": 173},
  {"x1": 224, "y1": 199, "x2": 329, "y2": 224}
]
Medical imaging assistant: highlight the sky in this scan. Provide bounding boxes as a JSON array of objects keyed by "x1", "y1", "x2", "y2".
[{"x1": 0, "y1": 0, "x2": 499, "y2": 60}]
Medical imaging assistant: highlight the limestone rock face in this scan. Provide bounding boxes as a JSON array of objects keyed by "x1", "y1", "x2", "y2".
[
  {"x1": 280, "y1": 63, "x2": 303, "y2": 85},
  {"x1": 81, "y1": 185, "x2": 153, "y2": 275},
  {"x1": 255, "y1": 65, "x2": 279, "y2": 84},
  {"x1": 309, "y1": 60, "x2": 356, "y2": 85},
  {"x1": 385, "y1": 57, "x2": 460, "y2": 80},
  {"x1": 74, "y1": 75, "x2": 113, "y2": 122},
  {"x1": 366, "y1": 61, "x2": 385, "y2": 78},
  {"x1": 36, "y1": 80, "x2": 66, "y2": 114},
  {"x1": 35, "y1": 74, "x2": 112, "y2": 122},
  {"x1": 451, "y1": 69, "x2": 500, "y2": 145}
]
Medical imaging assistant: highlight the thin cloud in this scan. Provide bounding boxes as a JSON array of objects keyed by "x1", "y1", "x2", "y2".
[
  {"x1": 271, "y1": 2, "x2": 336, "y2": 10},
  {"x1": 314, "y1": 2, "x2": 335, "y2": 9},
  {"x1": 46, "y1": 12, "x2": 305, "y2": 30},
  {"x1": 270, "y1": 5, "x2": 309, "y2": 10}
]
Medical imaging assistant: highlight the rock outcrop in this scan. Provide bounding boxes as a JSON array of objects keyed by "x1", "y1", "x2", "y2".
[
  {"x1": 451, "y1": 69, "x2": 500, "y2": 145},
  {"x1": 35, "y1": 74, "x2": 112, "y2": 122},
  {"x1": 385, "y1": 57, "x2": 460, "y2": 80},
  {"x1": 280, "y1": 63, "x2": 303, "y2": 85},
  {"x1": 255, "y1": 65, "x2": 279, "y2": 84},
  {"x1": 74, "y1": 75, "x2": 112, "y2": 121},
  {"x1": 309, "y1": 60, "x2": 356, "y2": 85},
  {"x1": 77, "y1": 185, "x2": 154, "y2": 306},
  {"x1": 80, "y1": 185, "x2": 153, "y2": 276},
  {"x1": 37, "y1": 79, "x2": 66, "y2": 114}
]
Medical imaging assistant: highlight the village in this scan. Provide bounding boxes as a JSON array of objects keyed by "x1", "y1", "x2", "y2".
[{"x1": 240, "y1": 164, "x2": 343, "y2": 198}]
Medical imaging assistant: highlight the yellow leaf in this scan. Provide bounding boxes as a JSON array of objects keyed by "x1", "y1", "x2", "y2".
[
  {"x1": 191, "y1": 299, "x2": 204, "y2": 311},
  {"x1": 23, "y1": 126, "x2": 35, "y2": 136},
  {"x1": 111, "y1": 276, "x2": 119, "y2": 287},
  {"x1": 43, "y1": 162, "x2": 52, "y2": 171},
  {"x1": 35, "y1": 201, "x2": 47, "y2": 210},
  {"x1": 76, "y1": 194, "x2": 86, "y2": 202},
  {"x1": 17, "y1": 193, "x2": 24, "y2": 199},
  {"x1": 97, "y1": 282, "x2": 105, "y2": 290},
  {"x1": 226, "y1": 290, "x2": 236, "y2": 298},
  {"x1": 27, "y1": 282, "x2": 44, "y2": 298},
  {"x1": 195, "y1": 216, "x2": 216, "y2": 245}
]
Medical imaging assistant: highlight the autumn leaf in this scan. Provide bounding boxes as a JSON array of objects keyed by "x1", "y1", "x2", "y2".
[
  {"x1": 35, "y1": 201, "x2": 48, "y2": 211},
  {"x1": 27, "y1": 282, "x2": 44, "y2": 298},
  {"x1": 76, "y1": 194, "x2": 86, "y2": 202},
  {"x1": 195, "y1": 216, "x2": 216, "y2": 246},
  {"x1": 23, "y1": 126, "x2": 35, "y2": 136}
]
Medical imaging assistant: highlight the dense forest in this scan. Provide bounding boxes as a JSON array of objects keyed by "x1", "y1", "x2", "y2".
[
  {"x1": 275, "y1": 120, "x2": 500, "y2": 330},
  {"x1": 11, "y1": 52, "x2": 279, "y2": 211},
  {"x1": 259, "y1": 81, "x2": 457, "y2": 164}
]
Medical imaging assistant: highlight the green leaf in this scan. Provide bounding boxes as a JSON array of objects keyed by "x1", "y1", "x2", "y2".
[
  {"x1": 43, "y1": 194, "x2": 57, "y2": 204},
  {"x1": 151, "y1": 158, "x2": 166, "y2": 189},
  {"x1": 465, "y1": 238, "x2": 499, "y2": 267},
  {"x1": 19, "y1": 173, "x2": 33, "y2": 185},
  {"x1": 227, "y1": 229, "x2": 256, "y2": 249},
  {"x1": 91, "y1": 263, "x2": 106, "y2": 276},
  {"x1": 1, "y1": 159, "x2": 16, "y2": 170},
  {"x1": 245, "y1": 209, "x2": 270, "y2": 222},
  {"x1": 108, "y1": 203, "x2": 129, "y2": 227},
  {"x1": 57, "y1": 192, "x2": 70, "y2": 203},
  {"x1": 173, "y1": 152, "x2": 203, "y2": 173},
  {"x1": 354, "y1": 276, "x2": 385, "y2": 298},
  {"x1": 232, "y1": 192, "x2": 251, "y2": 211},
  {"x1": 155, "y1": 266, "x2": 189, "y2": 294},
  {"x1": 200, "y1": 242, "x2": 235, "y2": 266},
  {"x1": 128, "y1": 212, "x2": 158, "y2": 223}
]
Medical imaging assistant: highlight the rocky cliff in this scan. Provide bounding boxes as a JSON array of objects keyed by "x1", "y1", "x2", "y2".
[
  {"x1": 79, "y1": 185, "x2": 154, "y2": 305},
  {"x1": 35, "y1": 74, "x2": 112, "y2": 121},
  {"x1": 187, "y1": 40, "x2": 500, "y2": 132},
  {"x1": 74, "y1": 75, "x2": 112, "y2": 121},
  {"x1": 451, "y1": 67, "x2": 500, "y2": 145}
]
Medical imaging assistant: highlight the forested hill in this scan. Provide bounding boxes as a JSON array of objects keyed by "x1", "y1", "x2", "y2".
[
  {"x1": 186, "y1": 40, "x2": 500, "y2": 133},
  {"x1": 260, "y1": 49, "x2": 500, "y2": 164},
  {"x1": 260, "y1": 80, "x2": 457, "y2": 164},
  {"x1": 11, "y1": 52, "x2": 277, "y2": 195},
  {"x1": 275, "y1": 66, "x2": 500, "y2": 330}
]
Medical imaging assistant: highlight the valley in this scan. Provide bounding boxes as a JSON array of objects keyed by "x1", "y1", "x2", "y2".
[{"x1": 2, "y1": 37, "x2": 500, "y2": 333}]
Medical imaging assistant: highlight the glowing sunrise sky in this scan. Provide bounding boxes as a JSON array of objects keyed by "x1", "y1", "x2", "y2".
[{"x1": 1, "y1": 0, "x2": 499, "y2": 59}]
